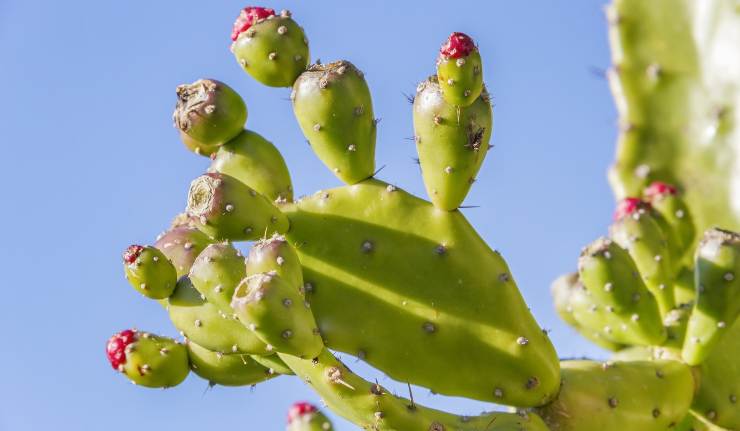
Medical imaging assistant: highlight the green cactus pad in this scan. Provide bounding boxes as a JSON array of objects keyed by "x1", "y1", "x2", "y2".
[
  {"x1": 292, "y1": 61, "x2": 376, "y2": 184},
  {"x1": 692, "y1": 318, "x2": 740, "y2": 430},
  {"x1": 186, "y1": 173, "x2": 288, "y2": 241},
  {"x1": 249, "y1": 353, "x2": 293, "y2": 376},
  {"x1": 123, "y1": 245, "x2": 177, "y2": 299},
  {"x1": 610, "y1": 209, "x2": 675, "y2": 317},
  {"x1": 232, "y1": 10, "x2": 309, "y2": 87},
  {"x1": 187, "y1": 341, "x2": 275, "y2": 387},
  {"x1": 683, "y1": 228, "x2": 740, "y2": 365},
  {"x1": 676, "y1": 412, "x2": 729, "y2": 431},
  {"x1": 413, "y1": 76, "x2": 492, "y2": 210},
  {"x1": 209, "y1": 129, "x2": 293, "y2": 203},
  {"x1": 173, "y1": 79, "x2": 246, "y2": 148},
  {"x1": 108, "y1": 330, "x2": 189, "y2": 388},
  {"x1": 551, "y1": 273, "x2": 625, "y2": 351},
  {"x1": 644, "y1": 184, "x2": 697, "y2": 265},
  {"x1": 154, "y1": 224, "x2": 213, "y2": 278},
  {"x1": 280, "y1": 349, "x2": 550, "y2": 431},
  {"x1": 536, "y1": 360, "x2": 694, "y2": 431},
  {"x1": 167, "y1": 276, "x2": 268, "y2": 355},
  {"x1": 188, "y1": 242, "x2": 246, "y2": 313},
  {"x1": 282, "y1": 179, "x2": 559, "y2": 407},
  {"x1": 674, "y1": 266, "x2": 697, "y2": 306},
  {"x1": 607, "y1": 0, "x2": 740, "y2": 234},
  {"x1": 232, "y1": 273, "x2": 323, "y2": 358},
  {"x1": 577, "y1": 237, "x2": 666, "y2": 345},
  {"x1": 246, "y1": 234, "x2": 303, "y2": 290}
]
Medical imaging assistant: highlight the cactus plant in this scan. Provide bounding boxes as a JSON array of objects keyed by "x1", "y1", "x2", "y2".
[{"x1": 107, "y1": 3, "x2": 740, "y2": 430}]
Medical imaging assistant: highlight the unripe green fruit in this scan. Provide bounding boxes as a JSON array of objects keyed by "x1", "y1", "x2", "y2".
[
  {"x1": 123, "y1": 245, "x2": 177, "y2": 299},
  {"x1": 173, "y1": 79, "x2": 247, "y2": 147}
]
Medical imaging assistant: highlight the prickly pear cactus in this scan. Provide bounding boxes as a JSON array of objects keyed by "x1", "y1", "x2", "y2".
[
  {"x1": 607, "y1": 0, "x2": 740, "y2": 233},
  {"x1": 107, "y1": 3, "x2": 740, "y2": 430}
]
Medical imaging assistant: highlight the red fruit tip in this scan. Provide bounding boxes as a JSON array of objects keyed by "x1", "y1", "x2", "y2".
[
  {"x1": 440, "y1": 32, "x2": 476, "y2": 59},
  {"x1": 644, "y1": 181, "x2": 678, "y2": 200},
  {"x1": 106, "y1": 329, "x2": 137, "y2": 370},
  {"x1": 123, "y1": 245, "x2": 145, "y2": 265},
  {"x1": 287, "y1": 402, "x2": 317, "y2": 424},
  {"x1": 231, "y1": 6, "x2": 276, "y2": 41},
  {"x1": 614, "y1": 197, "x2": 651, "y2": 221}
]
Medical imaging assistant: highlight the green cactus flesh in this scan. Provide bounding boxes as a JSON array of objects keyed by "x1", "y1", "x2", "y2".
[
  {"x1": 232, "y1": 273, "x2": 323, "y2": 358},
  {"x1": 692, "y1": 312, "x2": 740, "y2": 429},
  {"x1": 108, "y1": 330, "x2": 189, "y2": 388},
  {"x1": 280, "y1": 349, "x2": 550, "y2": 431},
  {"x1": 188, "y1": 242, "x2": 247, "y2": 313},
  {"x1": 536, "y1": 360, "x2": 694, "y2": 431},
  {"x1": 551, "y1": 272, "x2": 625, "y2": 351},
  {"x1": 187, "y1": 341, "x2": 276, "y2": 387},
  {"x1": 246, "y1": 234, "x2": 303, "y2": 290},
  {"x1": 413, "y1": 76, "x2": 493, "y2": 211},
  {"x1": 166, "y1": 276, "x2": 268, "y2": 355},
  {"x1": 645, "y1": 187, "x2": 697, "y2": 265},
  {"x1": 436, "y1": 51, "x2": 483, "y2": 108},
  {"x1": 209, "y1": 129, "x2": 293, "y2": 203},
  {"x1": 282, "y1": 178, "x2": 559, "y2": 406},
  {"x1": 123, "y1": 245, "x2": 177, "y2": 299},
  {"x1": 154, "y1": 224, "x2": 213, "y2": 278},
  {"x1": 173, "y1": 79, "x2": 247, "y2": 147},
  {"x1": 232, "y1": 11, "x2": 309, "y2": 88},
  {"x1": 676, "y1": 411, "x2": 730, "y2": 431},
  {"x1": 610, "y1": 210, "x2": 676, "y2": 317},
  {"x1": 577, "y1": 237, "x2": 666, "y2": 345},
  {"x1": 607, "y1": 0, "x2": 740, "y2": 233},
  {"x1": 186, "y1": 172, "x2": 288, "y2": 241},
  {"x1": 249, "y1": 353, "x2": 293, "y2": 376},
  {"x1": 292, "y1": 61, "x2": 376, "y2": 184},
  {"x1": 683, "y1": 228, "x2": 740, "y2": 365},
  {"x1": 179, "y1": 131, "x2": 221, "y2": 158}
]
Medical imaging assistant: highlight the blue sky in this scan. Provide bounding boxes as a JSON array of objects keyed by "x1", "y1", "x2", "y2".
[{"x1": 0, "y1": 1, "x2": 618, "y2": 429}]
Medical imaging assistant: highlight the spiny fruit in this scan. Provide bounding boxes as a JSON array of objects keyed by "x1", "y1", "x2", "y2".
[
  {"x1": 186, "y1": 172, "x2": 288, "y2": 241},
  {"x1": 154, "y1": 224, "x2": 213, "y2": 278},
  {"x1": 436, "y1": 32, "x2": 483, "y2": 107},
  {"x1": 106, "y1": 329, "x2": 189, "y2": 388},
  {"x1": 173, "y1": 79, "x2": 247, "y2": 150},
  {"x1": 232, "y1": 7, "x2": 309, "y2": 87},
  {"x1": 209, "y1": 129, "x2": 294, "y2": 203},
  {"x1": 292, "y1": 60, "x2": 376, "y2": 184},
  {"x1": 682, "y1": 227, "x2": 740, "y2": 365},
  {"x1": 413, "y1": 75, "x2": 492, "y2": 210},
  {"x1": 287, "y1": 402, "x2": 334, "y2": 431},
  {"x1": 246, "y1": 234, "x2": 303, "y2": 290},
  {"x1": 186, "y1": 341, "x2": 275, "y2": 387},
  {"x1": 122, "y1": 245, "x2": 177, "y2": 299}
]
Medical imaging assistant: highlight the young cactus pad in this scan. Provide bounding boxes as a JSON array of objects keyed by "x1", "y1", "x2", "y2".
[
  {"x1": 292, "y1": 61, "x2": 376, "y2": 184},
  {"x1": 413, "y1": 76, "x2": 492, "y2": 210}
]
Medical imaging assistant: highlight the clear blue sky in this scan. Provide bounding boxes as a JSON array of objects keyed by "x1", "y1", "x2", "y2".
[{"x1": 0, "y1": 1, "x2": 618, "y2": 429}]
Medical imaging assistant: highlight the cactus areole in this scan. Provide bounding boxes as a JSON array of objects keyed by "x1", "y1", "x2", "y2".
[{"x1": 231, "y1": 6, "x2": 276, "y2": 41}]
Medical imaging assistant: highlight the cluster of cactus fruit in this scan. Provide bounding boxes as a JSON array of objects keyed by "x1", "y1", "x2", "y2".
[{"x1": 108, "y1": 3, "x2": 740, "y2": 431}]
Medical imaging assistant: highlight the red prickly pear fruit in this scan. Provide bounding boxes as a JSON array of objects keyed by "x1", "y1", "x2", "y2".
[
  {"x1": 106, "y1": 329, "x2": 189, "y2": 388},
  {"x1": 232, "y1": 7, "x2": 309, "y2": 87},
  {"x1": 287, "y1": 402, "x2": 334, "y2": 431},
  {"x1": 173, "y1": 79, "x2": 247, "y2": 149},
  {"x1": 436, "y1": 32, "x2": 484, "y2": 107},
  {"x1": 231, "y1": 7, "x2": 276, "y2": 41},
  {"x1": 644, "y1": 181, "x2": 678, "y2": 199},
  {"x1": 122, "y1": 245, "x2": 178, "y2": 299},
  {"x1": 613, "y1": 197, "x2": 650, "y2": 221}
]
